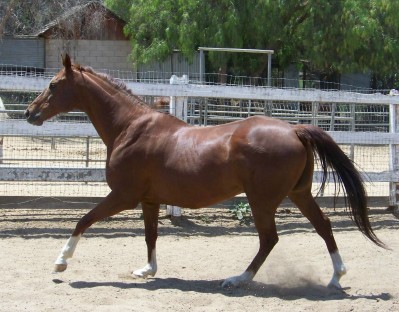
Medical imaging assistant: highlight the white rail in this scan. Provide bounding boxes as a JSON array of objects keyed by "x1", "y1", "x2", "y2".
[{"x1": 1, "y1": 75, "x2": 399, "y2": 104}]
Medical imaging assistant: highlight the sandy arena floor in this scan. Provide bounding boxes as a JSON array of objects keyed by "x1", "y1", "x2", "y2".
[{"x1": 0, "y1": 206, "x2": 398, "y2": 312}]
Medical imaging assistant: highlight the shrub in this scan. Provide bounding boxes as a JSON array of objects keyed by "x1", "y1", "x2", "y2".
[{"x1": 229, "y1": 202, "x2": 252, "y2": 225}]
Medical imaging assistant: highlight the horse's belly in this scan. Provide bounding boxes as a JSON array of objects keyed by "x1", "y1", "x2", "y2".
[{"x1": 145, "y1": 174, "x2": 242, "y2": 208}]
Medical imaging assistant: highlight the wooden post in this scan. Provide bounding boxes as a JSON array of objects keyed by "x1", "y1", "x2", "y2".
[{"x1": 166, "y1": 75, "x2": 189, "y2": 217}]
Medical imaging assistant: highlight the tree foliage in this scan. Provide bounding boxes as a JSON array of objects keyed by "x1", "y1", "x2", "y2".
[
  {"x1": 2, "y1": 0, "x2": 398, "y2": 78},
  {"x1": 293, "y1": 0, "x2": 399, "y2": 74},
  {"x1": 106, "y1": 0, "x2": 399, "y2": 78}
]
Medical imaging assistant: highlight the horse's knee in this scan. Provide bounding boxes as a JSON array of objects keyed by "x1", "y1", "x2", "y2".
[{"x1": 73, "y1": 215, "x2": 94, "y2": 236}]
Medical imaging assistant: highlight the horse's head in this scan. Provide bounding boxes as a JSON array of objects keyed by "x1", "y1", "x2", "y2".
[{"x1": 25, "y1": 54, "x2": 79, "y2": 126}]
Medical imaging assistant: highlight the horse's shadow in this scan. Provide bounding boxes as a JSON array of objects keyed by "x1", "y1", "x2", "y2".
[{"x1": 66, "y1": 277, "x2": 392, "y2": 301}]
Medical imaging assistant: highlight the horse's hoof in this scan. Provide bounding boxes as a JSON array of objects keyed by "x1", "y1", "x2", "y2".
[
  {"x1": 53, "y1": 263, "x2": 67, "y2": 273},
  {"x1": 327, "y1": 280, "x2": 343, "y2": 290},
  {"x1": 221, "y1": 271, "x2": 254, "y2": 288},
  {"x1": 221, "y1": 278, "x2": 241, "y2": 288},
  {"x1": 132, "y1": 269, "x2": 155, "y2": 279},
  {"x1": 221, "y1": 281, "x2": 235, "y2": 288}
]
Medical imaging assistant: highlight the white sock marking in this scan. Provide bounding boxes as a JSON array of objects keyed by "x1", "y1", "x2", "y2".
[
  {"x1": 133, "y1": 249, "x2": 157, "y2": 278},
  {"x1": 328, "y1": 250, "x2": 347, "y2": 288},
  {"x1": 222, "y1": 270, "x2": 255, "y2": 287},
  {"x1": 55, "y1": 235, "x2": 81, "y2": 265}
]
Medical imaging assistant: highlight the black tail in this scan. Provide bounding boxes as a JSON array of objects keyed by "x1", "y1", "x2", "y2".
[{"x1": 295, "y1": 125, "x2": 386, "y2": 248}]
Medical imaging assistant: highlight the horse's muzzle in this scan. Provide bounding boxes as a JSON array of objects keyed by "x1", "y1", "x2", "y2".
[{"x1": 25, "y1": 109, "x2": 43, "y2": 126}]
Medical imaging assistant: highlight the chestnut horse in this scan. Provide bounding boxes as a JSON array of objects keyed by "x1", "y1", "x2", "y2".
[{"x1": 25, "y1": 55, "x2": 384, "y2": 289}]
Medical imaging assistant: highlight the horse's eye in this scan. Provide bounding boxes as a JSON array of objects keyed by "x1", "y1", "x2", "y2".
[{"x1": 49, "y1": 82, "x2": 57, "y2": 92}]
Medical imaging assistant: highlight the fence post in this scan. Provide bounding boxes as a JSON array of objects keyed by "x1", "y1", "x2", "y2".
[
  {"x1": 311, "y1": 102, "x2": 319, "y2": 127},
  {"x1": 86, "y1": 136, "x2": 90, "y2": 167},
  {"x1": 169, "y1": 75, "x2": 188, "y2": 121},
  {"x1": 389, "y1": 100, "x2": 399, "y2": 215},
  {"x1": 166, "y1": 75, "x2": 189, "y2": 217},
  {"x1": 0, "y1": 137, "x2": 3, "y2": 164},
  {"x1": 349, "y1": 103, "x2": 356, "y2": 161},
  {"x1": 0, "y1": 97, "x2": 4, "y2": 164}
]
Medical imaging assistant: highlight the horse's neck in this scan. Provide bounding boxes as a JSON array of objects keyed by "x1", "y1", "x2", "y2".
[{"x1": 81, "y1": 87, "x2": 149, "y2": 147}]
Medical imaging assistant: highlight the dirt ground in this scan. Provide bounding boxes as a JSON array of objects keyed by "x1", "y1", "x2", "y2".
[{"x1": 0, "y1": 205, "x2": 398, "y2": 312}]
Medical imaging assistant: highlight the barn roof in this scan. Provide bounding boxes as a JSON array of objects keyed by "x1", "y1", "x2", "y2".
[{"x1": 36, "y1": 1, "x2": 127, "y2": 40}]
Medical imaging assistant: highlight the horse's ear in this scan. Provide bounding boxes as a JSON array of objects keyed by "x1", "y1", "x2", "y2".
[{"x1": 62, "y1": 53, "x2": 72, "y2": 71}]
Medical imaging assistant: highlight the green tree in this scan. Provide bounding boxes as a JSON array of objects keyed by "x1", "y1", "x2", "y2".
[
  {"x1": 294, "y1": 0, "x2": 399, "y2": 75},
  {"x1": 106, "y1": 0, "x2": 287, "y2": 76},
  {"x1": 105, "y1": 0, "x2": 399, "y2": 80}
]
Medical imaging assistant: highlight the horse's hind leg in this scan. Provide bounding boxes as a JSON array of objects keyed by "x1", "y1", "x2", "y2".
[
  {"x1": 132, "y1": 202, "x2": 160, "y2": 278},
  {"x1": 222, "y1": 201, "x2": 279, "y2": 288},
  {"x1": 289, "y1": 191, "x2": 347, "y2": 289},
  {"x1": 54, "y1": 190, "x2": 134, "y2": 272}
]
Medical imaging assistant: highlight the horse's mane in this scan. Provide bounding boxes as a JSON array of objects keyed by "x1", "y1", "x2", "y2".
[
  {"x1": 73, "y1": 64, "x2": 174, "y2": 116},
  {"x1": 74, "y1": 64, "x2": 145, "y2": 103}
]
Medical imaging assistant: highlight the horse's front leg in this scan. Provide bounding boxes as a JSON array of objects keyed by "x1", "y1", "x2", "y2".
[
  {"x1": 54, "y1": 190, "x2": 134, "y2": 272},
  {"x1": 132, "y1": 202, "x2": 160, "y2": 278}
]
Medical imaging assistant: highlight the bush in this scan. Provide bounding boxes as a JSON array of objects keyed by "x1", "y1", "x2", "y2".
[{"x1": 229, "y1": 202, "x2": 252, "y2": 225}]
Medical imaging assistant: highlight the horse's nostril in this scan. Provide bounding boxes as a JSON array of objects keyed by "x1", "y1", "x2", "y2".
[{"x1": 24, "y1": 109, "x2": 30, "y2": 118}]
